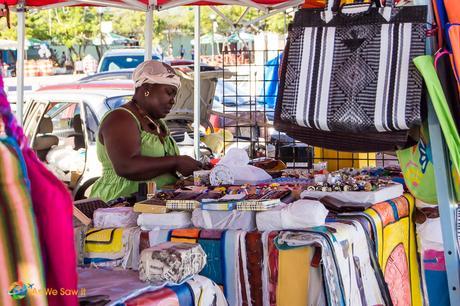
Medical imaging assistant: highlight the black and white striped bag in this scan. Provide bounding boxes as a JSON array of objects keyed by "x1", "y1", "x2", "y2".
[{"x1": 275, "y1": 0, "x2": 427, "y2": 134}]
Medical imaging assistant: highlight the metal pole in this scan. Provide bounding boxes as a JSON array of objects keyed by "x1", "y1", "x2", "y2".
[
  {"x1": 417, "y1": 0, "x2": 460, "y2": 303},
  {"x1": 16, "y1": 3, "x2": 26, "y2": 124},
  {"x1": 211, "y1": 26, "x2": 215, "y2": 61},
  {"x1": 193, "y1": 6, "x2": 201, "y2": 159},
  {"x1": 144, "y1": 3, "x2": 154, "y2": 61},
  {"x1": 427, "y1": 102, "x2": 460, "y2": 305}
]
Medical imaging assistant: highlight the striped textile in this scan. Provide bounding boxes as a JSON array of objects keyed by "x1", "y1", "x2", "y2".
[
  {"x1": 277, "y1": 4, "x2": 426, "y2": 133},
  {"x1": 0, "y1": 137, "x2": 47, "y2": 306}
]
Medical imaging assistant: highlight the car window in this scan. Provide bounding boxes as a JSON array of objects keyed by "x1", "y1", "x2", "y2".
[
  {"x1": 24, "y1": 101, "x2": 47, "y2": 140},
  {"x1": 84, "y1": 104, "x2": 98, "y2": 143},
  {"x1": 99, "y1": 54, "x2": 160, "y2": 72},
  {"x1": 105, "y1": 95, "x2": 132, "y2": 110},
  {"x1": 43, "y1": 102, "x2": 81, "y2": 140}
]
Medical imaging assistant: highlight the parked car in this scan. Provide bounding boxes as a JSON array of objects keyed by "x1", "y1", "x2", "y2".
[
  {"x1": 97, "y1": 49, "x2": 198, "y2": 73},
  {"x1": 97, "y1": 49, "x2": 162, "y2": 73},
  {"x1": 24, "y1": 69, "x2": 222, "y2": 199}
]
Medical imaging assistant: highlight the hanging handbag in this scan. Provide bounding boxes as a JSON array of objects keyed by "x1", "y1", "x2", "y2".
[{"x1": 275, "y1": 0, "x2": 427, "y2": 135}]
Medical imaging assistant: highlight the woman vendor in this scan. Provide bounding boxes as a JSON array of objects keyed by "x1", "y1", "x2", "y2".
[{"x1": 90, "y1": 60, "x2": 203, "y2": 201}]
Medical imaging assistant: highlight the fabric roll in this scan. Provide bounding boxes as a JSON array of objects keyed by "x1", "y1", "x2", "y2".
[
  {"x1": 198, "y1": 230, "x2": 225, "y2": 286},
  {"x1": 256, "y1": 200, "x2": 328, "y2": 231},
  {"x1": 0, "y1": 139, "x2": 48, "y2": 306},
  {"x1": 84, "y1": 228, "x2": 127, "y2": 267},
  {"x1": 239, "y1": 232, "x2": 251, "y2": 306},
  {"x1": 223, "y1": 230, "x2": 241, "y2": 306},
  {"x1": 139, "y1": 242, "x2": 207, "y2": 284},
  {"x1": 276, "y1": 246, "x2": 312, "y2": 306},
  {"x1": 422, "y1": 250, "x2": 450, "y2": 306},
  {"x1": 267, "y1": 232, "x2": 279, "y2": 306},
  {"x1": 415, "y1": 199, "x2": 450, "y2": 306},
  {"x1": 122, "y1": 227, "x2": 142, "y2": 270},
  {"x1": 137, "y1": 212, "x2": 192, "y2": 230},
  {"x1": 192, "y1": 209, "x2": 256, "y2": 231},
  {"x1": 276, "y1": 232, "x2": 344, "y2": 306},
  {"x1": 245, "y1": 232, "x2": 264, "y2": 306},
  {"x1": 23, "y1": 147, "x2": 78, "y2": 306},
  {"x1": 326, "y1": 220, "x2": 387, "y2": 306},
  {"x1": 186, "y1": 275, "x2": 228, "y2": 306},
  {"x1": 148, "y1": 229, "x2": 170, "y2": 248},
  {"x1": 93, "y1": 207, "x2": 139, "y2": 228},
  {"x1": 364, "y1": 194, "x2": 423, "y2": 306}
]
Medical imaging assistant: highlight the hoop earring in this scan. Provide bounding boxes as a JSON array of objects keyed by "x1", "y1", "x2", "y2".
[{"x1": 144, "y1": 91, "x2": 150, "y2": 97}]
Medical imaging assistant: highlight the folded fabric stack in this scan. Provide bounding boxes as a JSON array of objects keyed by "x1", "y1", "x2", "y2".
[
  {"x1": 237, "y1": 199, "x2": 282, "y2": 211},
  {"x1": 166, "y1": 200, "x2": 200, "y2": 211},
  {"x1": 256, "y1": 200, "x2": 329, "y2": 231},
  {"x1": 137, "y1": 211, "x2": 192, "y2": 230},
  {"x1": 136, "y1": 194, "x2": 423, "y2": 306},
  {"x1": 93, "y1": 207, "x2": 139, "y2": 228},
  {"x1": 139, "y1": 242, "x2": 207, "y2": 284},
  {"x1": 192, "y1": 209, "x2": 256, "y2": 231},
  {"x1": 83, "y1": 227, "x2": 141, "y2": 269}
]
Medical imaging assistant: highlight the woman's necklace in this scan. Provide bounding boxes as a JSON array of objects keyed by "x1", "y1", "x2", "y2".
[{"x1": 132, "y1": 101, "x2": 162, "y2": 135}]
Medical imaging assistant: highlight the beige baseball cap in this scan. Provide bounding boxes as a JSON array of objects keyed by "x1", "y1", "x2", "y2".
[{"x1": 132, "y1": 60, "x2": 181, "y2": 89}]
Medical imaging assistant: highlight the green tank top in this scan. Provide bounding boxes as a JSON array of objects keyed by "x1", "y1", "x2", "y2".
[{"x1": 90, "y1": 107, "x2": 179, "y2": 202}]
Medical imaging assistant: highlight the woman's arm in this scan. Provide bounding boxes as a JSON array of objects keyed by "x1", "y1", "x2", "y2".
[{"x1": 99, "y1": 110, "x2": 201, "y2": 181}]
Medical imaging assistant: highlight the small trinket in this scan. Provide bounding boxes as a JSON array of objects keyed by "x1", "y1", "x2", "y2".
[
  {"x1": 352, "y1": 184, "x2": 359, "y2": 191},
  {"x1": 343, "y1": 185, "x2": 351, "y2": 191},
  {"x1": 307, "y1": 186, "x2": 316, "y2": 191},
  {"x1": 364, "y1": 182, "x2": 373, "y2": 192},
  {"x1": 322, "y1": 186, "x2": 328, "y2": 192}
]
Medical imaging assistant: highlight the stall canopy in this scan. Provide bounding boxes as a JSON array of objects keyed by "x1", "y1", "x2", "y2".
[{"x1": 1, "y1": 0, "x2": 301, "y2": 11}]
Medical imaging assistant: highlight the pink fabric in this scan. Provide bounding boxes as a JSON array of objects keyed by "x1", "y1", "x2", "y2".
[{"x1": 23, "y1": 148, "x2": 78, "y2": 306}]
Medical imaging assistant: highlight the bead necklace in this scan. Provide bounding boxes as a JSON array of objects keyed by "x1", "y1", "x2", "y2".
[{"x1": 132, "y1": 101, "x2": 162, "y2": 135}]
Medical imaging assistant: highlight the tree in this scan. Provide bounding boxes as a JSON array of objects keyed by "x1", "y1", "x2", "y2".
[{"x1": 47, "y1": 8, "x2": 100, "y2": 61}]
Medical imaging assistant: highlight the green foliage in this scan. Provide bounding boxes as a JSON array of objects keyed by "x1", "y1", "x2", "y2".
[
  {"x1": 0, "y1": 6, "x2": 290, "y2": 56},
  {"x1": 0, "y1": 12, "x2": 18, "y2": 40}
]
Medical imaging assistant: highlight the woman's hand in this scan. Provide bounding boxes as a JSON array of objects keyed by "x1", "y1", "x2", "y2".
[{"x1": 175, "y1": 156, "x2": 203, "y2": 176}]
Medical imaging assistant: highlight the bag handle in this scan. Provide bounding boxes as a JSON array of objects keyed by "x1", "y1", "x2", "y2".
[{"x1": 322, "y1": 0, "x2": 393, "y2": 23}]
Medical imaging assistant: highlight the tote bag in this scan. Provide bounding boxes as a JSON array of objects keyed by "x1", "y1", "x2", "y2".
[{"x1": 275, "y1": 0, "x2": 427, "y2": 134}]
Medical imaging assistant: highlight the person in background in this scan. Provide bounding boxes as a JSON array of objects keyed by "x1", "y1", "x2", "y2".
[
  {"x1": 180, "y1": 44, "x2": 185, "y2": 59},
  {"x1": 191, "y1": 46, "x2": 195, "y2": 61},
  {"x1": 168, "y1": 44, "x2": 173, "y2": 58},
  {"x1": 60, "y1": 51, "x2": 66, "y2": 67},
  {"x1": 90, "y1": 60, "x2": 204, "y2": 202}
]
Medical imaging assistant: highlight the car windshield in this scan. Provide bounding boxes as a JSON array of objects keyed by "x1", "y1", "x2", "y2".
[{"x1": 99, "y1": 54, "x2": 160, "y2": 72}]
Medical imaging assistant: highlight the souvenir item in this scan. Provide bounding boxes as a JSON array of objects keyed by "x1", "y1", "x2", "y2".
[
  {"x1": 276, "y1": 0, "x2": 426, "y2": 133},
  {"x1": 194, "y1": 170, "x2": 211, "y2": 186},
  {"x1": 192, "y1": 209, "x2": 256, "y2": 231},
  {"x1": 256, "y1": 200, "x2": 328, "y2": 231},
  {"x1": 93, "y1": 207, "x2": 139, "y2": 228},
  {"x1": 139, "y1": 242, "x2": 207, "y2": 284},
  {"x1": 137, "y1": 212, "x2": 192, "y2": 230}
]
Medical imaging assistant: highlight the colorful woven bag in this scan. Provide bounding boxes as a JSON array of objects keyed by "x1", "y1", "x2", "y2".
[{"x1": 275, "y1": 0, "x2": 427, "y2": 134}]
